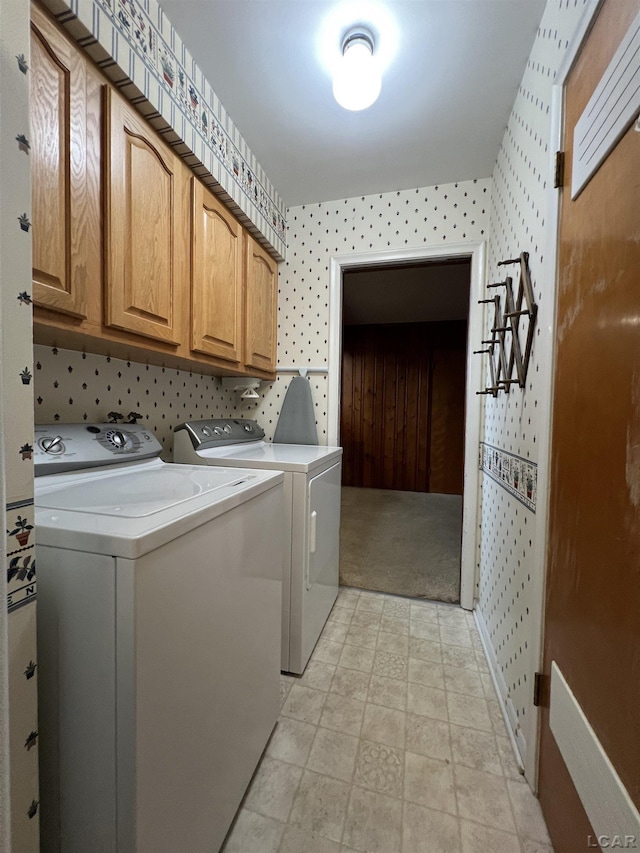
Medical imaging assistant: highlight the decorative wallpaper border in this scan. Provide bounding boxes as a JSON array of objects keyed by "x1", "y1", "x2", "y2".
[
  {"x1": 2, "y1": 0, "x2": 40, "y2": 844},
  {"x1": 480, "y1": 442, "x2": 537, "y2": 512},
  {"x1": 6, "y1": 501, "x2": 36, "y2": 614},
  {"x1": 43, "y1": 0, "x2": 286, "y2": 259},
  {"x1": 4, "y1": 25, "x2": 38, "y2": 612}
]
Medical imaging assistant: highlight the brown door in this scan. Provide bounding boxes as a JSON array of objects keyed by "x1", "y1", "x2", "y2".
[{"x1": 539, "y1": 1, "x2": 640, "y2": 848}]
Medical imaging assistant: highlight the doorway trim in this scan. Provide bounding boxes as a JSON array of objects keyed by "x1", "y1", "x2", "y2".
[{"x1": 327, "y1": 240, "x2": 486, "y2": 611}]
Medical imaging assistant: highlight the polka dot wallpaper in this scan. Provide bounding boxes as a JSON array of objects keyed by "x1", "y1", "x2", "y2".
[
  {"x1": 479, "y1": 0, "x2": 590, "y2": 765},
  {"x1": 33, "y1": 346, "x2": 251, "y2": 459},
  {"x1": 32, "y1": 347, "x2": 333, "y2": 454},
  {"x1": 275, "y1": 178, "x2": 491, "y2": 440}
]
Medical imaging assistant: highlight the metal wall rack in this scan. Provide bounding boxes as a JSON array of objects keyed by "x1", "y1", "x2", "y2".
[{"x1": 475, "y1": 252, "x2": 538, "y2": 397}]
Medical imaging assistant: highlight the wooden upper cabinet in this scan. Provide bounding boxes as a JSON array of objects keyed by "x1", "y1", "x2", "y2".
[
  {"x1": 191, "y1": 179, "x2": 243, "y2": 364},
  {"x1": 30, "y1": 3, "x2": 98, "y2": 319},
  {"x1": 244, "y1": 235, "x2": 278, "y2": 374},
  {"x1": 105, "y1": 89, "x2": 186, "y2": 345},
  {"x1": 29, "y1": 3, "x2": 278, "y2": 376}
]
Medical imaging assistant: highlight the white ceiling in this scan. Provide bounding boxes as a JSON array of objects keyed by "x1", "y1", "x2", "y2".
[{"x1": 160, "y1": 0, "x2": 547, "y2": 208}]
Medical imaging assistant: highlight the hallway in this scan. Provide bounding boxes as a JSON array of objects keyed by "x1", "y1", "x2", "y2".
[{"x1": 222, "y1": 588, "x2": 551, "y2": 852}]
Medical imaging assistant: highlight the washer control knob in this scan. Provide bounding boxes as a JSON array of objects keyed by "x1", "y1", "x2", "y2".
[
  {"x1": 243, "y1": 423, "x2": 254, "y2": 432},
  {"x1": 40, "y1": 435, "x2": 64, "y2": 454},
  {"x1": 223, "y1": 423, "x2": 232, "y2": 433},
  {"x1": 213, "y1": 426, "x2": 224, "y2": 436},
  {"x1": 110, "y1": 430, "x2": 126, "y2": 448},
  {"x1": 201, "y1": 426, "x2": 212, "y2": 437}
]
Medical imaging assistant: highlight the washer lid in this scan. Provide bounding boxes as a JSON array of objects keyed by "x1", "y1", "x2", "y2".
[
  {"x1": 35, "y1": 458, "x2": 284, "y2": 558},
  {"x1": 36, "y1": 462, "x2": 261, "y2": 517}
]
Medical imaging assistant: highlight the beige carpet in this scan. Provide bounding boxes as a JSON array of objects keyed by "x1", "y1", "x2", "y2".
[{"x1": 339, "y1": 487, "x2": 462, "y2": 603}]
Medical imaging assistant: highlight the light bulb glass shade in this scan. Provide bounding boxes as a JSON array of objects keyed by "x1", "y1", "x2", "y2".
[{"x1": 333, "y1": 36, "x2": 381, "y2": 111}]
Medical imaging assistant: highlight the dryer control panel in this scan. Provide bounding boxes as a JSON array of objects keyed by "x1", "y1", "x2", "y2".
[
  {"x1": 34, "y1": 423, "x2": 162, "y2": 476},
  {"x1": 175, "y1": 419, "x2": 265, "y2": 450}
]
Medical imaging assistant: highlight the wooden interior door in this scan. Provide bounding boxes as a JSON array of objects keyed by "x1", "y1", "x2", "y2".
[
  {"x1": 538, "y1": 1, "x2": 640, "y2": 848},
  {"x1": 191, "y1": 179, "x2": 242, "y2": 364}
]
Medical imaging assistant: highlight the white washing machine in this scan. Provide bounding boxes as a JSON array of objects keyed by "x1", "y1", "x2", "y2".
[
  {"x1": 174, "y1": 419, "x2": 342, "y2": 674},
  {"x1": 34, "y1": 423, "x2": 284, "y2": 853}
]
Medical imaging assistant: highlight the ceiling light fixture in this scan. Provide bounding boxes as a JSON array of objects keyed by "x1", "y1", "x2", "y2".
[{"x1": 333, "y1": 27, "x2": 381, "y2": 111}]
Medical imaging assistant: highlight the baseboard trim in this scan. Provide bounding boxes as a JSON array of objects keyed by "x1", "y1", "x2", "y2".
[
  {"x1": 550, "y1": 662, "x2": 640, "y2": 841},
  {"x1": 474, "y1": 608, "x2": 526, "y2": 773}
]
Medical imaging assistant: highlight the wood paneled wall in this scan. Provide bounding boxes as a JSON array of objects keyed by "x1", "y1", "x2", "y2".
[{"x1": 340, "y1": 321, "x2": 467, "y2": 494}]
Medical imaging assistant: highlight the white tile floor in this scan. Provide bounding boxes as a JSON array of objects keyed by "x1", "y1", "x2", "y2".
[{"x1": 222, "y1": 588, "x2": 553, "y2": 853}]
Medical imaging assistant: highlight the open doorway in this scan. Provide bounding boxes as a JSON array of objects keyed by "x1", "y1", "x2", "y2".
[
  {"x1": 338, "y1": 259, "x2": 470, "y2": 602},
  {"x1": 327, "y1": 242, "x2": 485, "y2": 610}
]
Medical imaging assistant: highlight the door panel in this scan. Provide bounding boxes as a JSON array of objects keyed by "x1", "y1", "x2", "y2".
[
  {"x1": 191, "y1": 180, "x2": 242, "y2": 363},
  {"x1": 30, "y1": 5, "x2": 90, "y2": 318},
  {"x1": 244, "y1": 235, "x2": 277, "y2": 373},
  {"x1": 105, "y1": 90, "x2": 184, "y2": 345},
  {"x1": 539, "y1": 0, "x2": 640, "y2": 846}
]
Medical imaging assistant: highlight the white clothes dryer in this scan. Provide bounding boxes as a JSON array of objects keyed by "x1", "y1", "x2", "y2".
[
  {"x1": 174, "y1": 419, "x2": 342, "y2": 674},
  {"x1": 34, "y1": 422, "x2": 284, "y2": 853}
]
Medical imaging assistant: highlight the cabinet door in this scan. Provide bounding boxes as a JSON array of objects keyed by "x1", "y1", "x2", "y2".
[
  {"x1": 30, "y1": 4, "x2": 95, "y2": 318},
  {"x1": 105, "y1": 90, "x2": 184, "y2": 345},
  {"x1": 244, "y1": 234, "x2": 278, "y2": 373},
  {"x1": 191, "y1": 180, "x2": 242, "y2": 363}
]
